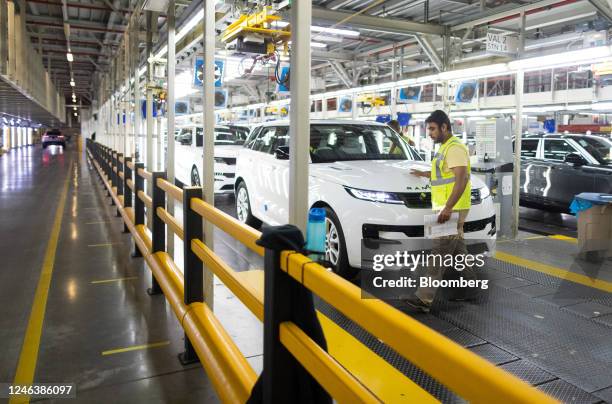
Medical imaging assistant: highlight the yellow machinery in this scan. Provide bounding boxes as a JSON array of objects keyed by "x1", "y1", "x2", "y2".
[
  {"x1": 221, "y1": 6, "x2": 290, "y2": 55},
  {"x1": 357, "y1": 94, "x2": 387, "y2": 108}
]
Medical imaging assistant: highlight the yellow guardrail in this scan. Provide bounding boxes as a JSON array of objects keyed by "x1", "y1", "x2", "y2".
[{"x1": 85, "y1": 141, "x2": 558, "y2": 404}]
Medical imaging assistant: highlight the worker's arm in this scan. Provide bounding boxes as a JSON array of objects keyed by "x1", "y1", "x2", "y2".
[
  {"x1": 438, "y1": 165, "x2": 469, "y2": 224},
  {"x1": 410, "y1": 169, "x2": 431, "y2": 179}
]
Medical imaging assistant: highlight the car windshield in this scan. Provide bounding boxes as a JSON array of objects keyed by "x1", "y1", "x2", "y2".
[
  {"x1": 309, "y1": 124, "x2": 420, "y2": 163},
  {"x1": 194, "y1": 128, "x2": 247, "y2": 146},
  {"x1": 575, "y1": 137, "x2": 612, "y2": 165}
]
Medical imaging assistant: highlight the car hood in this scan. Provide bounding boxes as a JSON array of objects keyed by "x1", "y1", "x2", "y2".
[
  {"x1": 310, "y1": 160, "x2": 486, "y2": 191},
  {"x1": 214, "y1": 145, "x2": 242, "y2": 158}
]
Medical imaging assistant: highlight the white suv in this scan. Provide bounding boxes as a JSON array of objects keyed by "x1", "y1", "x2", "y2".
[
  {"x1": 234, "y1": 120, "x2": 496, "y2": 277},
  {"x1": 175, "y1": 125, "x2": 249, "y2": 193}
]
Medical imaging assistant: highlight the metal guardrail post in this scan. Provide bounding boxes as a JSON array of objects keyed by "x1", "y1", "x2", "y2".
[
  {"x1": 123, "y1": 156, "x2": 132, "y2": 233},
  {"x1": 110, "y1": 151, "x2": 117, "y2": 205},
  {"x1": 133, "y1": 162, "x2": 145, "y2": 258},
  {"x1": 178, "y1": 186, "x2": 204, "y2": 366},
  {"x1": 262, "y1": 245, "x2": 299, "y2": 402},
  {"x1": 148, "y1": 171, "x2": 166, "y2": 295},
  {"x1": 116, "y1": 153, "x2": 123, "y2": 217}
]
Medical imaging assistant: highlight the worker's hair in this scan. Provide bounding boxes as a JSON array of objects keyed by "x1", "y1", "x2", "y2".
[{"x1": 425, "y1": 110, "x2": 452, "y2": 133}]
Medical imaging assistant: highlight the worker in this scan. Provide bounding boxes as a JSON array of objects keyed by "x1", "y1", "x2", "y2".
[
  {"x1": 404, "y1": 110, "x2": 474, "y2": 312},
  {"x1": 388, "y1": 119, "x2": 415, "y2": 151}
]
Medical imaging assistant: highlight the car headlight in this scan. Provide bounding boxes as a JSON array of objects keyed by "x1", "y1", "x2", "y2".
[
  {"x1": 345, "y1": 186, "x2": 404, "y2": 204},
  {"x1": 479, "y1": 187, "x2": 490, "y2": 200}
]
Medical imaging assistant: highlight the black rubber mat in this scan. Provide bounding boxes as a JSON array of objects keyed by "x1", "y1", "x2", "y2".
[
  {"x1": 593, "y1": 386, "x2": 612, "y2": 403},
  {"x1": 562, "y1": 302, "x2": 612, "y2": 319}
]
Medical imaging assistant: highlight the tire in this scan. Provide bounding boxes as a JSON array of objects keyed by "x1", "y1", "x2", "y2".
[
  {"x1": 235, "y1": 181, "x2": 261, "y2": 228},
  {"x1": 191, "y1": 166, "x2": 201, "y2": 186},
  {"x1": 323, "y1": 207, "x2": 357, "y2": 279}
]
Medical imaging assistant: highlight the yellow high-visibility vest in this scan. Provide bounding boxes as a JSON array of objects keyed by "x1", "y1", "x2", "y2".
[{"x1": 430, "y1": 136, "x2": 471, "y2": 210}]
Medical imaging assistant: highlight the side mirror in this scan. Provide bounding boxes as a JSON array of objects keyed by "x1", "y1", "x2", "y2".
[
  {"x1": 275, "y1": 146, "x2": 290, "y2": 160},
  {"x1": 564, "y1": 153, "x2": 586, "y2": 167}
]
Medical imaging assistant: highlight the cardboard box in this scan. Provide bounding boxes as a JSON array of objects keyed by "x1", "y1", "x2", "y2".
[{"x1": 577, "y1": 204, "x2": 612, "y2": 260}]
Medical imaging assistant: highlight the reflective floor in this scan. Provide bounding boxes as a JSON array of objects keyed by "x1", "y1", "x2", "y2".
[{"x1": 2, "y1": 142, "x2": 611, "y2": 403}]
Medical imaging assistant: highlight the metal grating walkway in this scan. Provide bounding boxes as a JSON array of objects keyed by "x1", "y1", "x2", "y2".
[{"x1": 316, "y1": 258, "x2": 612, "y2": 403}]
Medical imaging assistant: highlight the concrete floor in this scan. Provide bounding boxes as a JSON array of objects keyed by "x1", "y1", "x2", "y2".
[
  {"x1": 2, "y1": 141, "x2": 611, "y2": 403},
  {"x1": 0, "y1": 143, "x2": 219, "y2": 403}
]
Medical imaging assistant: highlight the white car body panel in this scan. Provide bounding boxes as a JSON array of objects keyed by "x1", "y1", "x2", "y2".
[
  {"x1": 235, "y1": 120, "x2": 496, "y2": 268},
  {"x1": 175, "y1": 126, "x2": 245, "y2": 193}
]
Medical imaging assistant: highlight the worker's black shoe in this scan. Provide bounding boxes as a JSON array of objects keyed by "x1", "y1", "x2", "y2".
[{"x1": 402, "y1": 296, "x2": 431, "y2": 313}]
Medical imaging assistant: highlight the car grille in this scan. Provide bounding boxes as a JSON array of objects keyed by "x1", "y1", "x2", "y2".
[
  {"x1": 362, "y1": 215, "x2": 495, "y2": 239},
  {"x1": 397, "y1": 192, "x2": 431, "y2": 208},
  {"x1": 214, "y1": 172, "x2": 235, "y2": 178},
  {"x1": 216, "y1": 157, "x2": 236, "y2": 165},
  {"x1": 395, "y1": 189, "x2": 481, "y2": 209}
]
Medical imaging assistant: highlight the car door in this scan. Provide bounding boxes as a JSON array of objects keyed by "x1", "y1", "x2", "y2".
[
  {"x1": 249, "y1": 126, "x2": 281, "y2": 224},
  {"x1": 516, "y1": 138, "x2": 543, "y2": 202},
  {"x1": 175, "y1": 127, "x2": 194, "y2": 184},
  {"x1": 264, "y1": 126, "x2": 291, "y2": 225},
  {"x1": 542, "y1": 138, "x2": 597, "y2": 207}
]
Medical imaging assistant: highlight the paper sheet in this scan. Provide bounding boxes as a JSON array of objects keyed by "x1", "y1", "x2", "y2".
[{"x1": 424, "y1": 212, "x2": 459, "y2": 238}]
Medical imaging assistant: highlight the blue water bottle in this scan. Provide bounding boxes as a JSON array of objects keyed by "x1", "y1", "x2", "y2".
[{"x1": 306, "y1": 208, "x2": 326, "y2": 259}]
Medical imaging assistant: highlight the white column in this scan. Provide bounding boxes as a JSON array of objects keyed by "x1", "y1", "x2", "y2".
[
  {"x1": 146, "y1": 11, "x2": 154, "y2": 170},
  {"x1": 201, "y1": 0, "x2": 216, "y2": 309},
  {"x1": 288, "y1": 0, "x2": 311, "y2": 233},
  {"x1": 512, "y1": 69, "x2": 524, "y2": 239},
  {"x1": 166, "y1": 0, "x2": 176, "y2": 258}
]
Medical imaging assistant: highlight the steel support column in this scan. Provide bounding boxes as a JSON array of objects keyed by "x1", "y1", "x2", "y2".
[
  {"x1": 146, "y1": 11, "x2": 154, "y2": 171},
  {"x1": 289, "y1": 0, "x2": 311, "y2": 233},
  {"x1": 166, "y1": 0, "x2": 176, "y2": 258},
  {"x1": 201, "y1": 0, "x2": 215, "y2": 310}
]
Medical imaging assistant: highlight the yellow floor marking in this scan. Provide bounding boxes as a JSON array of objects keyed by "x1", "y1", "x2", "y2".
[
  {"x1": 495, "y1": 251, "x2": 612, "y2": 293},
  {"x1": 102, "y1": 341, "x2": 170, "y2": 356},
  {"x1": 91, "y1": 276, "x2": 138, "y2": 285},
  {"x1": 87, "y1": 242, "x2": 122, "y2": 247},
  {"x1": 548, "y1": 234, "x2": 578, "y2": 244},
  {"x1": 85, "y1": 220, "x2": 111, "y2": 225},
  {"x1": 10, "y1": 162, "x2": 72, "y2": 404}
]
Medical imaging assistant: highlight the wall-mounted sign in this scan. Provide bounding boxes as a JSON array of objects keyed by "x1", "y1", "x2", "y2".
[
  {"x1": 338, "y1": 96, "x2": 352, "y2": 113},
  {"x1": 455, "y1": 81, "x2": 478, "y2": 103},
  {"x1": 194, "y1": 58, "x2": 224, "y2": 88},
  {"x1": 486, "y1": 31, "x2": 518, "y2": 55},
  {"x1": 398, "y1": 86, "x2": 421, "y2": 104}
]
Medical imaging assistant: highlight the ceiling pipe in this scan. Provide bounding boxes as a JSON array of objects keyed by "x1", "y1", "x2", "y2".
[
  {"x1": 27, "y1": 0, "x2": 132, "y2": 13},
  {"x1": 26, "y1": 20, "x2": 125, "y2": 33}
]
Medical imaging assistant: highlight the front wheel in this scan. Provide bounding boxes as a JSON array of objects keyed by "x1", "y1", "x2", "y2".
[
  {"x1": 324, "y1": 207, "x2": 357, "y2": 279},
  {"x1": 235, "y1": 181, "x2": 261, "y2": 228}
]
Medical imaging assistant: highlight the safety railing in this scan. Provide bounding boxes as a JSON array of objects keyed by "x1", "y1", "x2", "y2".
[{"x1": 85, "y1": 139, "x2": 558, "y2": 404}]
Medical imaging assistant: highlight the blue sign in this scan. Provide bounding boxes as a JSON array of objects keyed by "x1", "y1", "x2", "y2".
[
  {"x1": 141, "y1": 100, "x2": 158, "y2": 118},
  {"x1": 455, "y1": 81, "x2": 478, "y2": 103},
  {"x1": 375, "y1": 114, "x2": 391, "y2": 123},
  {"x1": 194, "y1": 58, "x2": 224, "y2": 87},
  {"x1": 277, "y1": 66, "x2": 290, "y2": 93},
  {"x1": 397, "y1": 112, "x2": 411, "y2": 126},
  {"x1": 398, "y1": 86, "x2": 421, "y2": 103}
]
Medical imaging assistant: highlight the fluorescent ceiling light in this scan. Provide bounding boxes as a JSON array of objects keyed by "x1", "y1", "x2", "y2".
[
  {"x1": 509, "y1": 45, "x2": 612, "y2": 71},
  {"x1": 70, "y1": 79, "x2": 75, "y2": 87},
  {"x1": 73, "y1": 106, "x2": 77, "y2": 110},
  {"x1": 439, "y1": 63, "x2": 507, "y2": 81},
  {"x1": 176, "y1": 9, "x2": 204, "y2": 43},
  {"x1": 310, "y1": 42, "x2": 327, "y2": 48},
  {"x1": 311, "y1": 25, "x2": 359, "y2": 37},
  {"x1": 66, "y1": 52, "x2": 74, "y2": 62}
]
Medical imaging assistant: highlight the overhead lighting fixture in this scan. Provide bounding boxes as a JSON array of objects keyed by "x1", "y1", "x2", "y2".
[
  {"x1": 66, "y1": 52, "x2": 74, "y2": 62},
  {"x1": 311, "y1": 25, "x2": 360, "y2": 37},
  {"x1": 70, "y1": 79, "x2": 75, "y2": 87},
  {"x1": 508, "y1": 45, "x2": 612, "y2": 71},
  {"x1": 73, "y1": 106, "x2": 77, "y2": 111},
  {"x1": 74, "y1": 112, "x2": 78, "y2": 117}
]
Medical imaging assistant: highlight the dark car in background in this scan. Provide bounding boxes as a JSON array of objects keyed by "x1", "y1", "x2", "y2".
[
  {"x1": 517, "y1": 134, "x2": 612, "y2": 212},
  {"x1": 42, "y1": 129, "x2": 66, "y2": 149}
]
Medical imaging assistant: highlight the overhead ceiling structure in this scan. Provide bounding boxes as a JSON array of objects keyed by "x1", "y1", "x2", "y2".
[{"x1": 12, "y1": 0, "x2": 612, "y2": 115}]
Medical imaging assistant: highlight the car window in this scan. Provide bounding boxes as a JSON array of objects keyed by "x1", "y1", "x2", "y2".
[
  {"x1": 310, "y1": 124, "x2": 410, "y2": 163},
  {"x1": 177, "y1": 128, "x2": 193, "y2": 146},
  {"x1": 521, "y1": 139, "x2": 539, "y2": 158},
  {"x1": 576, "y1": 137, "x2": 612, "y2": 164},
  {"x1": 543, "y1": 139, "x2": 578, "y2": 161},
  {"x1": 253, "y1": 127, "x2": 276, "y2": 154},
  {"x1": 245, "y1": 127, "x2": 261, "y2": 149},
  {"x1": 271, "y1": 127, "x2": 289, "y2": 150}
]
